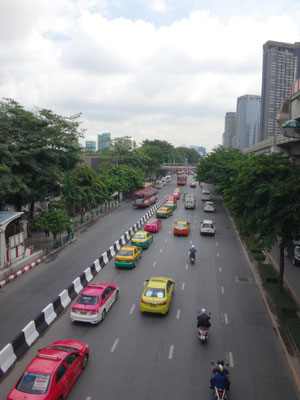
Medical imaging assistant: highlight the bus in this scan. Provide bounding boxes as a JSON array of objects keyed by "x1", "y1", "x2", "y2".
[
  {"x1": 177, "y1": 175, "x2": 187, "y2": 185},
  {"x1": 133, "y1": 187, "x2": 158, "y2": 207}
]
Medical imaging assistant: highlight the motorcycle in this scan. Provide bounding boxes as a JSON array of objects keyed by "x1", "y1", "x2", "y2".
[
  {"x1": 213, "y1": 387, "x2": 227, "y2": 400},
  {"x1": 198, "y1": 326, "x2": 209, "y2": 343},
  {"x1": 189, "y1": 251, "x2": 196, "y2": 264}
]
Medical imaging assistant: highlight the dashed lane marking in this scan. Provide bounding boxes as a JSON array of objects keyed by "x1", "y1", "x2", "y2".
[
  {"x1": 224, "y1": 313, "x2": 229, "y2": 324},
  {"x1": 165, "y1": 238, "x2": 168, "y2": 242},
  {"x1": 169, "y1": 231, "x2": 171, "y2": 234},
  {"x1": 160, "y1": 248, "x2": 163, "y2": 253},
  {"x1": 217, "y1": 252, "x2": 220, "y2": 257},
  {"x1": 190, "y1": 240, "x2": 193, "y2": 244},
  {"x1": 228, "y1": 352, "x2": 234, "y2": 367},
  {"x1": 176, "y1": 309, "x2": 181, "y2": 319},
  {"x1": 129, "y1": 305, "x2": 135, "y2": 314},
  {"x1": 181, "y1": 282, "x2": 185, "y2": 290},
  {"x1": 219, "y1": 267, "x2": 222, "y2": 272},
  {"x1": 153, "y1": 261, "x2": 157, "y2": 267},
  {"x1": 185, "y1": 264, "x2": 188, "y2": 270},
  {"x1": 221, "y1": 286, "x2": 225, "y2": 294},
  {"x1": 168, "y1": 345, "x2": 174, "y2": 359},
  {"x1": 110, "y1": 339, "x2": 119, "y2": 352},
  {"x1": 216, "y1": 242, "x2": 218, "y2": 246}
]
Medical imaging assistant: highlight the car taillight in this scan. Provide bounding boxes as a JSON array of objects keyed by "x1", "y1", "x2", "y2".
[
  {"x1": 129, "y1": 259, "x2": 134, "y2": 262},
  {"x1": 91, "y1": 310, "x2": 99, "y2": 314},
  {"x1": 114, "y1": 257, "x2": 118, "y2": 261}
]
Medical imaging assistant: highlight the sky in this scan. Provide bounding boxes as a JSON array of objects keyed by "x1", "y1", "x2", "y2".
[{"x1": 1, "y1": 0, "x2": 300, "y2": 152}]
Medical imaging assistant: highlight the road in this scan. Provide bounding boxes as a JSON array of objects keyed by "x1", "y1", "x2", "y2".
[{"x1": 1, "y1": 177, "x2": 299, "y2": 399}]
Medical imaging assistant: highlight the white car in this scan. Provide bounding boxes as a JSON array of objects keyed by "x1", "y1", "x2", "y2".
[
  {"x1": 200, "y1": 220, "x2": 216, "y2": 236},
  {"x1": 201, "y1": 190, "x2": 210, "y2": 201},
  {"x1": 204, "y1": 201, "x2": 215, "y2": 212}
]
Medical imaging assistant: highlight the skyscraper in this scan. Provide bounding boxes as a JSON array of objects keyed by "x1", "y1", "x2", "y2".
[
  {"x1": 85, "y1": 141, "x2": 96, "y2": 152},
  {"x1": 260, "y1": 41, "x2": 300, "y2": 141},
  {"x1": 223, "y1": 112, "x2": 236, "y2": 148},
  {"x1": 236, "y1": 95, "x2": 261, "y2": 150},
  {"x1": 98, "y1": 133, "x2": 111, "y2": 150}
]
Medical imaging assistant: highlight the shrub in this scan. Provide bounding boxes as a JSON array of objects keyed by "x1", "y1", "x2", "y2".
[
  {"x1": 257, "y1": 262, "x2": 278, "y2": 282},
  {"x1": 254, "y1": 252, "x2": 266, "y2": 262},
  {"x1": 286, "y1": 318, "x2": 300, "y2": 351},
  {"x1": 269, "y1": 283, "x2": 299, "y2": 314},
  {"x1": 244, "y1": 235, "x2": 263, "y2": 253}
]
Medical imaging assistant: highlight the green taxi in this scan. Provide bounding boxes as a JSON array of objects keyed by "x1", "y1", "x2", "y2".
[
  {"x1": 115, "y1": 245, "x2": 142, "y2": 268},
  {"x1": 165, "y1": 200, "x2": 177, "y2": 211},
  {"x1": 131, "y1": 231, "x2": 153, "y2": 249},
  {"x1": 156, "y1": 206, "x2": 173, "y2": 218}
]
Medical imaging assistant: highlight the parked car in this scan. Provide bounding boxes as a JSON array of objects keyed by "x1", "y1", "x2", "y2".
[{"x1": 200, "y1": 219, "x2": 216, "y2": 236}]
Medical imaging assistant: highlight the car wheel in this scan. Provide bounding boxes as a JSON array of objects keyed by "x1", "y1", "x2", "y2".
[
  {"x1": 82, "y1": 354, "x2": 89, "y2": 370},
  {"x1": 102, "y1": 310, "x2": 106, "y2": 321}
]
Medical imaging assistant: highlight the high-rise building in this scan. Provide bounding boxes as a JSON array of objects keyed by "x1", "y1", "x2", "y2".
[
  {"x1": 98, "y1": 133, "x2": 111, "y2": 150},
  {"x1": 85, "y1": 141, "x2": 96, "y2": 152},
  {"x1": 236, "y1": 95, "x2": 261, "y2": 150},
  {"x1": 260, "y1": 41, "x2": 300, "y2": 141},
  {"x1": 190, "y1": 146, "x2": 206, "y2": 155},
  {"x1": 223, "y1": 112, "x2": 236, "y2": 148}
]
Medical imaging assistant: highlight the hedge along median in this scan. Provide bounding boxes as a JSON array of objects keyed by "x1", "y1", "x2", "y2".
[{"x1": 0, "y1": 197, "x2": 166, "y2": 378}]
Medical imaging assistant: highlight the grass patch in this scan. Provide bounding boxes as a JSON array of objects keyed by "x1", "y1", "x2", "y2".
[
  {"x1": 268, "y1": 283, "x2": 299, "y2": 314},
  {"x1": 243, "y1": 235, "x2": 263, "y2": 253},
  {"x1": 253, "y1": 252, "x2": 266, "y2": 262},
  {"x1": 257, "y1": 262, "x2": 278, "y2": 282},
  {"x1": 286, "y1": 318, "x2": 300, "y2": 351}
]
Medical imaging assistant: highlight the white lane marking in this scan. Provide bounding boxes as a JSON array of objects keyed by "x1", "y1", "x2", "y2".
[
  {"x1": 229, "y1": 352, "x2": 234, "y2": 367},
  {"x1": 185, "y1": 264, "x2": 188, "y2": 270},
  {"x1": 169, "y1": 231, "x2": 171, "y2": 234},
  {"x1": 216, "y1": 242, "x2": 219, "y2": 246},
  {"x1": 168, "y1": 345, "x2": 174, "y2": 359},
  {"x1": 193, "y1": 225, "x2": 195, "y2": 229},
  {"x1": 217, "y1": 252, "x2": 220, "y2": 257},
  {"x1": 160, "y1": 248, "x2": 163, "y2": 253},
  {"x1": 153, "y1": 261, "x2": 157, "y2": 267},
  {"x1": 224, "y1": 313, "x2": 229, "y2": 324},
  {"x1": 129, "y1": 304, "x2": 135, "y2": 314},
  {"x1": 221, "y1": 286, "x2": 225, "y2": 294},
  {"x1": 181, "y1": 282, "x2": 185, "y2": 290},
  {"x1": 111, "y1": 339, "x2": 119, "y2": 352},
  {"x1": 165, "y1": 238, "x2": 168, "y2": 242},
  {"x1": 190, "y1": 240, "x2": 193, "y2": 244},
  {"x1": 219, "y1": 267, "x2": 222, "y2": 272},
  {"x1": 176, "y1": 309, "x2": 181, "y2": 319},
  {"x1": 86, "y1": 397, "x2": 92, "y2": 400}
]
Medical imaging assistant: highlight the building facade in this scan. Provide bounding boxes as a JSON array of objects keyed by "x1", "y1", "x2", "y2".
[
  {"x1": 236, "y1": 95, "x2": 261, "y2": 150},
  {"x1": 223, "y1": 112, "x2": 236, "y2": 148},
  {"x1": 98, "y1": 133, "x2": 111, "y2": 150},
  {"x1": 85, "y1": 141, "x2": 96, "y2": 152},
  {"x1": 260, "y1": 41, "x2": 300, "y2": 141}
]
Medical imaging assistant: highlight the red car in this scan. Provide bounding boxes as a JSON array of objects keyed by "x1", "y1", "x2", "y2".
[
  {"x1": 144, "y1": 218, "x2": 162, "y2": 232},
  {"x1": 166, "y1": 195, "x2": 177, "y2": 203},
  {"x1": 7, "y1": 340, "x2": 89, "y2": 400},
  {"x1": 70, "y1": 282, "x2": 119, "y2": 324}
]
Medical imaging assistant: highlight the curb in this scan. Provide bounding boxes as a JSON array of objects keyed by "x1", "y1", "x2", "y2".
[
  {"x1": 0, "y1": 197, "x2": 166, "y2": 378},
  {"x1": 0, "y1": 258, "x2": 46, "y2": 289}
]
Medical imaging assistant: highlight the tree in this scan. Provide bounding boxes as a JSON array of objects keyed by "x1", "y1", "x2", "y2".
[
  {"x1": 31, "y1": 209, "x2": 71, "y2": 240},
  {"x1": 224, "y1": 153, "x2": 300, "y2": 291}
]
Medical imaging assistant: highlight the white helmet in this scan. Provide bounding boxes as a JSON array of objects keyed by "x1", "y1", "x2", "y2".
[
  {"x1": 201, "y1": 308, "x2": 206, "y2": 314},
  {"x1": 192, "y1": 245, "x2": 195, "y2": 248},
  {"x1": 217, "y1": 365, "x2": 223, "y2": 373}
]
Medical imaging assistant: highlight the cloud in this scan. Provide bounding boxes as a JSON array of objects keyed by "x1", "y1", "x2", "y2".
[{"x1": 0, "y1": 1, "x2": 300, "y2": 151}]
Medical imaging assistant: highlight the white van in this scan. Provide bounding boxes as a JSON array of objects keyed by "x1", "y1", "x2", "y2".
[{"x1": 184, "y1": 193, "x2": 195, "y2": 209}]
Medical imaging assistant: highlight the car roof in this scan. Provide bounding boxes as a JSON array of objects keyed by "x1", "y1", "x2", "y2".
[
  {"x1": 147, "y1": 218, "x2": 158, "y2": 221},
  {"x1": 202, "y1": 219, "x2": 214, "y2": 224},
  {"x1": 27, "y1": 340, "x2": 83, "y2": 375},
  {"x1": 134, "y1": 231, "x2": 147, "y2": 235},
  {"x1": 80, "y1": 282, "x2": 117, "y2": 296},
  {"x1": 176, "y1": 220, "x2": 187, "y2": 224},
  {"x1": 148, "y1": 277, "x2": 173, "y2": 287},
  {"x1": 120, "y1": 246, "x2": 136, "y2": 251}
]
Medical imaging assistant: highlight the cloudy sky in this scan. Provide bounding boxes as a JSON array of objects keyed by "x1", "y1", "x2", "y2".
[{"x1": 1, "y1": 0, "x2": 300, "y2": 151}]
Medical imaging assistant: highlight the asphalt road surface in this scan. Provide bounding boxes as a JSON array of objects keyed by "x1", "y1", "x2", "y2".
[{"x1": 1, "y1": 177, "x2": 299, "y2": 400}]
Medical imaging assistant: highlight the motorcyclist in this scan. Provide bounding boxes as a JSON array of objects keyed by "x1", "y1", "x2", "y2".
[
  {"x1": 189, "y1": 245, "x2": 197, "y2": 260},
  {"x1": 210, "y1": 365, "x2": 230, "y2": 391},
  {"x1": 212, "y1": 360, "x2": 229, "y2": 376},
  {"x1": 196, "y1": 308, "x2": 211, "y2": 328}
]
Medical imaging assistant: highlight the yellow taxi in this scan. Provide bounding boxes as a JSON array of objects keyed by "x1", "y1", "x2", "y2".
[
  {"x1": 114, "y1": 245, "x2": 142, "y2": 268},
  {"x1": 174, "y1": 187, "x2": 182, "y2": 194},
  {"x1": 140, "y1": 277, "x2": 175, "y2": 314},
  {"x1": 156, "y1": 206, "x2": 173, "y2": 218},
  {"x1": 131, "y1": 231, "x2": 153, "y2": 249},
  {"x1": 164, "y1": 200, "x2": 177, "y2": 211}
]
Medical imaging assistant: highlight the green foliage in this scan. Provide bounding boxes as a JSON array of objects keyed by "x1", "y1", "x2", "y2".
[
  {"x1": 286, "y1": 318, "x2": 300, "y2": 350},
  {"x1": 269, "y1": 283, "x2": 298, "y2": 313},
  {"x1": 243, "y1": 235, "x2": 263, "y2": 253},
  {"x1": 253, "y1": 252, "x2": 266, "y2": 262},
  {"x1": 31, "y1": 209, "x2": 71, "y2": 239},
  {"x1": 257, "y1": 262, "x2": 278, "y2": 282}
]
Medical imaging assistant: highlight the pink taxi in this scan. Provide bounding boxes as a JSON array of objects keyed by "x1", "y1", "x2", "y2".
[{"x1": 144, "y1": 218, "x2": 162, "y2": 233}]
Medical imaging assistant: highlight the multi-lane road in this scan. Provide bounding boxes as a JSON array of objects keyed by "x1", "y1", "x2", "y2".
[{"x1": 1, "y1": 177, "x2": 299, "y2": 399}]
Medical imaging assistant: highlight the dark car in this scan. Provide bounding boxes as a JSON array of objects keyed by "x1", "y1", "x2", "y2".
[{"x1": 293, "y1": 245, "x2": 300, "y2": 266}]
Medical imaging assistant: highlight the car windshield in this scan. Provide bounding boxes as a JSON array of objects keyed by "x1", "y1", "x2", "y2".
[
  {"x1": 203, "y1": 224, "x2": 213, "y2": 228},
  {"x1": 77, "y1": 294, "x2": 99, "y2": 305},
  {"x1": 146, "y1": 220, "x2": 156, "y2": 225},
  {"x1": 119, "y1": 250, "x2": 133, "y2": 256},
  {"x1": 295, "y1": 246, "x2": 300, "y2": 256},
  {"x1": 134, "y1": 194, "x2": 145, "y2": 199},
  {"x1": 133, "y1": 234, "x2": 146, "y2": 240},
  {"x1": 17, "y1": 371, "x2": 51, "y2": 394},
  {"x1": 176, "y1": 223, "x2": 186, "y2": 228},
  {"x1": 145, "y1": 288, "x2": 165, "y2": 298}
]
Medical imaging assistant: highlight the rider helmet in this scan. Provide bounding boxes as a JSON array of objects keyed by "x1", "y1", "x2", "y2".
[
  {"x1": 191, "y1": 245, "x2": 195, "y2": 248},
  {"x1": 201, "y1": 308, "x2": 206, "y2": 314},
  {"x1": 217, "y1": 365, "x2": 223, "y2": 373}
]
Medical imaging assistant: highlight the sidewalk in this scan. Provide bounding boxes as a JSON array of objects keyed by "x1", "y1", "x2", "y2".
[{"x1": 0, "y1": 198, "x2": 130, "y2": 285}]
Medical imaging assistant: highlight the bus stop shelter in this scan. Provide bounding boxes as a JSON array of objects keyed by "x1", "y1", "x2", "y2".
[{"x1": 0, "y1": 211, "x2": 23, "y2": 269}]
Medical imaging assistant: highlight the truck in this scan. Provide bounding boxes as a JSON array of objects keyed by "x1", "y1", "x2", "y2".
[{"x1": 184, "y1": 193, "x2": 195, "y2": 209}]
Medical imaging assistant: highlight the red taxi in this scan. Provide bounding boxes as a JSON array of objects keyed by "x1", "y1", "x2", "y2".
[
  {"x1": 7, "y1": 340, "x2": 89, "y2": 400},
  {"x1": 144, "y1": 218, "x2": 162, "y2": 233}
]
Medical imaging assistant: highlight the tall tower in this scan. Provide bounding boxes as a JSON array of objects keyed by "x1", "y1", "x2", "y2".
[
  {"x1": 97, "y1": 133, "x2": 111, "y2": 150},
  {"x1": 223, "y1": 112, "x2": 236, "y2": 148},
  {"x1": 236, "y1": 95, "x2": 261, "y2": 150},
  {"x1": 260, "y1": 41, "x2": 300, "y2": 141}
]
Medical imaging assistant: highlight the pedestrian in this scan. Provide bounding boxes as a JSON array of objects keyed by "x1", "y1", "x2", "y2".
[{"x1": 44, "y1": 229, "x2": 50, "y2": 237}]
